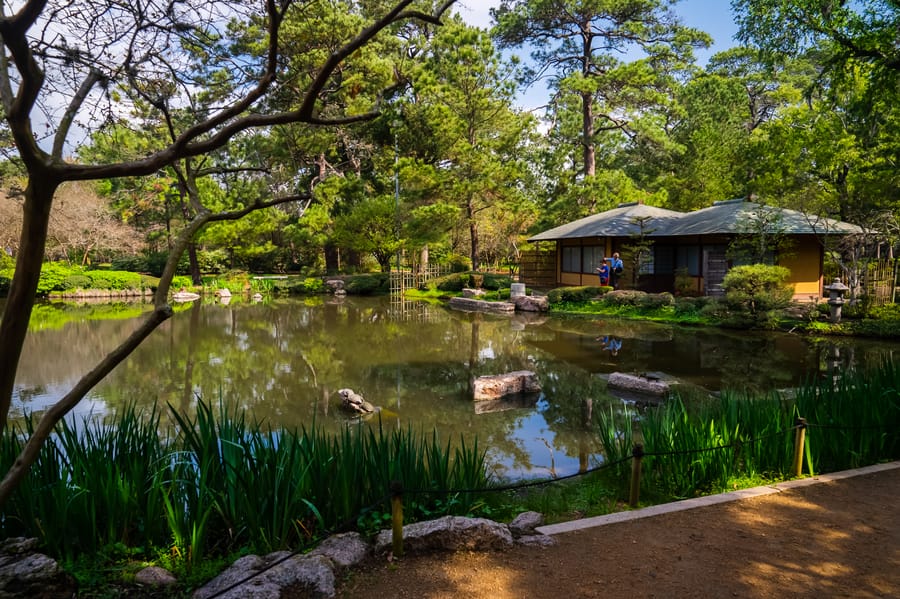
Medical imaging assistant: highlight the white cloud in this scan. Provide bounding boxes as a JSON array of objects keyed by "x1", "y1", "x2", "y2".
[{"x1": 453, "y1": 0, "x2": 501, "y2": 29}]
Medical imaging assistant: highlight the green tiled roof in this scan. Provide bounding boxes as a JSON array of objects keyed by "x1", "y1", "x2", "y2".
[{"x1": 528, "y1": 199, "x2": 862, "y2": 241}]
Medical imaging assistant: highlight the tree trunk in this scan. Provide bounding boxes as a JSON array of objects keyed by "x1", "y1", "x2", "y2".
[
  {"x1": 0, "y1": 180, "x2": 58, "y2": 430},
  {"x1": 467, "y1": 198, "x2": 479, "y2": 272},
  {"x1": 582, "y1": 90, "x2": 595, "y2": 179}
]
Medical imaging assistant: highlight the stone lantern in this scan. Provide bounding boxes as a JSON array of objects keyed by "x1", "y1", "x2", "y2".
[{"x1": 823, "y1": 278, "x2": 850, "y2": 323}]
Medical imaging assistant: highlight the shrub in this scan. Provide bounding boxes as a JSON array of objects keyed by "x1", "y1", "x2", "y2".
[
  {"x1": 673, "y1": 297, "x2": 710, "y2": 316},
  {"x1": 673, "y1": 267, "x2": 700, "y2": 297},
  {"x1": 547, "y1": 285, "x2": 604, "y2": 304},
  {"x1": 196, "y1": 249, "x2": 230, "y2": 275},
  {"x1": 278, "y1": 277, "x2": 325, "y2": 295},
  {"x1": 109, "y1": 255, "x2": 147, "y2": 272},
  {"x1": 62, "y1": 275, "x2": 92, "y2": 290},
  {"x1": 431, "y1": 273, "x2": 469, "y2": 293},
  {"x1": 446, "y1": 254, "x2": 471, "y2": 273},
  {"x1": 171, "y1": 275, "x2": 194, "y2": 290},
  {"x1": 344, "y1": 274, "x2": 388, "y2": 295},
  {"x1": 86, "y1": 270, "x2": 143, "y2": 290},
  {"x1": 0, "y1": 251, "x2": 14, "y2": 270},
  {"x1": 482, "y1": 274, "x2": 513, "y2": 291},
  {"x1": 600, "y1": 289, "x2": 643, "y2": 306},
  {"x1": 721, "y1": 264, "x2": 793, "y2": 328},
  {"x1": 37, "y1": 262, "x2": 79, "y2": 295},
  {"x1": 637, "y1": 292, "x2": 675, "y2": 310}
]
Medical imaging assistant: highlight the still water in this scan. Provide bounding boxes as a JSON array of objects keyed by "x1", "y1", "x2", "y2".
[{"x1": 10, "y1": 296, "x2": 899, "y2": 480}]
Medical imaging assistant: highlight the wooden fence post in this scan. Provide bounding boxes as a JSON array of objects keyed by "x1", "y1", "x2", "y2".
[
  {"x1": 390, "y1": 480, "x2": 404, "y2": 557},
  {"x1": 792, "y1": 417, "x2": 807, "y2": 477},
  {"x1": 629, "y1": 443, "x2": 644, "y2": 507}
]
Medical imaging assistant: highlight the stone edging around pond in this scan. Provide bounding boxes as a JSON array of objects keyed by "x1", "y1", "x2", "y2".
[
  {"x1": 449, "y1": 294, "x2": 549, "y2": 314},
  {"x1": 0, "y1": 513, "x2": 553, "y2": 599}
]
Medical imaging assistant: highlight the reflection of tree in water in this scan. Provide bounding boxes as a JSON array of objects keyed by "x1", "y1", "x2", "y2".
[{"x1": 19, "y1": 297, "x2": 900, "y2": 476}]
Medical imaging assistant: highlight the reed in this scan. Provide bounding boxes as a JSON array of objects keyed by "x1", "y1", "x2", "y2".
[
  {"x1": 794, "y1": 361, "x2": 900, "y2": 472},
  {"x1": 1, "y1": 400, "x2": 493, "y2": 569}
]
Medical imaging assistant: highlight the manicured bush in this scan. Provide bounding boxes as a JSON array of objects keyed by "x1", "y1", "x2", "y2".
[
  {"x1": 37, "y1": 262, "x2": 79, "y2": 295},
  {"x1": 86, "y1": 270, "x2": 143, "y2": 290},
  {"x1": 547, "y1": 285, "x2": 604, "y2": 303},
  {"x1": 344, "y1": 273, "x2": 388, "y2": 295},
  {"x1": 277, "y1": 277, "x2": 325, "y2": 295},
  {"x1": 721, "y1": 264, "x2": 793, "y2": 328},
  {"x1": 109, "y1": 254, "x2": 148, "y2": 273},
  {"x1": 482, "y1": 273, "x2": 513, "y2": 291},
  {"x1": 636, "y1": 292, "x2": 675, "y2": 309},
  {"x1": 431, "y1": 273, "x2": 469, "y2": 292},
  {"x1": 599, "y1": 289, "x2": 643, "y2": 306},
  {"x1": 446, "y1": 254, "x2": 471, "y2": 273},
  {"x1": 62, "y1": 274, "x2": 92, "y2": 290}
]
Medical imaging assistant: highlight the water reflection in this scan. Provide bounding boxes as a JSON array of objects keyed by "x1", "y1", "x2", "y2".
[{"x1": 8, "y1": 296, "x2": 899, "y2": 480}]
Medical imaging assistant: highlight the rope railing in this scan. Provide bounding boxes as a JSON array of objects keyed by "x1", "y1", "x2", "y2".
[
  {"x1": 207, "y1": 415, "x2": 896, "y2": 593},
  {"x1": 383, "y1": 415, "x2": 898, "y2": 555}
]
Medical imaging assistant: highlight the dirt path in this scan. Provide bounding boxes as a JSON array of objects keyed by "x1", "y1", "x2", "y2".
[{"x1": 338, "y1": 464, "x2": 900, "y2": 598}]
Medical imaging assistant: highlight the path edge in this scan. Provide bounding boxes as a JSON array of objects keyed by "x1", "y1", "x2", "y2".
[{"x1": 536, "y1": 461, "x2": 900, "y2": 536}]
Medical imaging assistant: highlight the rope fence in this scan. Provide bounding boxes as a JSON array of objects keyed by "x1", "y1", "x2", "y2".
[
  {"x1": 207, "y1": 415, "x2": 894, "y2": 593},
  {"x1": 383, "y1": 416, "x2": 895, "y2": 556}
]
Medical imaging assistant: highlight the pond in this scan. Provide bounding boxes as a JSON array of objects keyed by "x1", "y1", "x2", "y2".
[{"x1": 9, "y1": 295, "x2": 899, "y2": 480}]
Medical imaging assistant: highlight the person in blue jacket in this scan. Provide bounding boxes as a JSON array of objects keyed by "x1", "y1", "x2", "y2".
[
  {"x1": 605, "y1": 252, "x2": 624, "y2": 289},
  {"x1": 595, "y1": 262, "x2": 610, "y2": 286}
]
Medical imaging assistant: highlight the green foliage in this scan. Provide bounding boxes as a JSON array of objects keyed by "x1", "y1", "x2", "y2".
[
  {"x1": 1, "y1": 401, "x2": 494, "y2": 568},
  {"x1": 481, "y1": 273, "x2": 513, "y2": 291},
  {"x1": 446, "y1": 254, "x2": 472, "y2": 273},
  {"x1": 344, "y1": 274, "x2": 388, "y2": 295},
  {"x1": 85, "y1": 270, "x2": 144, "y2": 291},
  {"x1": 673, "y1": 296, "x2": 710, "y2": 316},
  {"x1": 196, "y1": 249, "x2": 230, "y2": 275},
  {"x1": 636, "y1": 292, "x2": 675, "y2": 310},
  {"x1": 0, "y1": 268, "x2": 12, "y2": 296},
  {"x1": 171, "y1": 275, "x2": 194, "y2": 290},
  {"x1": 721, "y1": 264, "x2": 793, "y2": 328},
  {"x1": 547, "y1": 286, "x2": 604, "y2": 304},
  {"x1": 37, "y1": 262, "x2": 77, "y2": 295},
  {"x1": 429, "y1": 273, "x2": 469, "y2": 293},
  {"x1": 278, "y1": 277, "x2": 325, "y2": 295},
  {"x1": 62, "y1": 275, "x2": 92, "y2": 290}
]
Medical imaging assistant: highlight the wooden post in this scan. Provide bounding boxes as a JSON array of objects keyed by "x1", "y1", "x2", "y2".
[
  {"x1": 792, "y1": 417, "x2": 807, "y2": 477},
  {"x1": 629, "y1": 443, "x2": 644, "y2": 507},
  {"x1": 390, "y1": 480, "x2": 404, "y2": 557}
]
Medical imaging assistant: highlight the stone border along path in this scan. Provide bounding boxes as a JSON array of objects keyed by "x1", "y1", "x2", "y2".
[{"x1": 536, "y1": 460, "x2": 900, "y2": 536}]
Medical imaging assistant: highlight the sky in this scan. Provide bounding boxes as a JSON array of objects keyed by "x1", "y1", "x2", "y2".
[{"x1": 454, "y1": 0, "x2": 741, "y2": 111}]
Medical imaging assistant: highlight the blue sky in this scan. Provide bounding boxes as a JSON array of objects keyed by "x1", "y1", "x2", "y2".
[{"x1": 454, "y1": 0, "x2": 741, "y2": 111}]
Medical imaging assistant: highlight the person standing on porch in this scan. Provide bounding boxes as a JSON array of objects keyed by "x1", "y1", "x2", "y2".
[{"x1": 605, "y1": 252, "x2": 624, "y2": 289}]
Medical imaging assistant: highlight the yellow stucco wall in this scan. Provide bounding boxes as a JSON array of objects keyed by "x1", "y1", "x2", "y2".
[{"x1": 779, "y1": 236, "x2": 822, "y2": 300}]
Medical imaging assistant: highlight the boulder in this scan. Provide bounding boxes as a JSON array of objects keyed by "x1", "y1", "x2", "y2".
[
  {"x1": 513, "y1": 295, "x2": 549, "y2": 312},
  {"x1": 449, "y1": 296, "x2": 516, "y2": 313},
  {"x1": 0, "y1": 538, "x2": 77, "y2": 599},
  {"x1": 324, "y1": 279, "x2": 345, "y2": 293},
  {"x1": 472, "y1": 371, "x2": 541, "y2": 401},
  {"x1": 308, "y1": 532, "x2": 369, "y2": 572},
  {"x1": 193, "y1": 553, "x2": 334, "y2": 599},
  {"x1": 508, "y1": 511, "x2": 544, "y2": 537},
  {"x1": 607, "y1": 372, "x2": 670, "y2": 396},
  {"x1": 134, "y1": 566, "x2": 177, "y2": 588},
  {"x1": 462, "y1": 288, "x2": 487, "y2": 298},
  {"x1": 374, "y1": 516, "x2": 513, "y2": 555}
]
